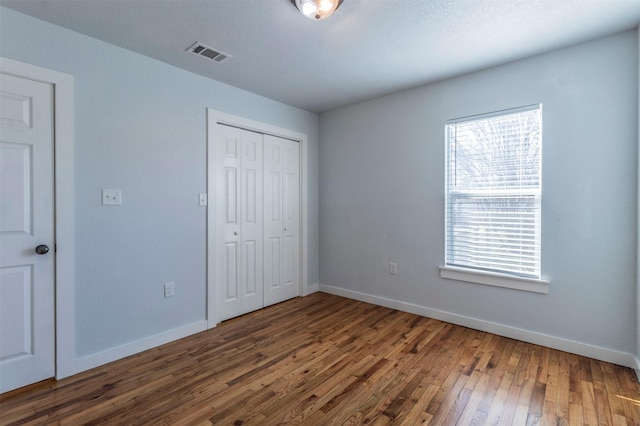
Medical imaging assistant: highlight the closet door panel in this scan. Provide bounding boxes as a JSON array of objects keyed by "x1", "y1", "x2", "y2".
[
  {"x1": 281, "y1": 139, "x2": 300, "y2": 297},
  {"x1": 264, "y1": 135, "x2": 300, "y2": 306},
  {"x1": 239, "y1": 132, "x2": 263, "y2": 313},
  {"x1": 264, "y1": 142, "x2": 283, "y2": 300},
  {"x1": 217, "y1": 125, "x2": 263, "y2": 321},
  {"x1": 219, "y1": 126, "x2": 241, "y2": 320}
]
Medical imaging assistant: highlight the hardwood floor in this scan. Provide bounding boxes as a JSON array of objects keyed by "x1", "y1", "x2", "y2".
[{"x1": 1, "y1": 293, "x2": 639, "y2": 425}]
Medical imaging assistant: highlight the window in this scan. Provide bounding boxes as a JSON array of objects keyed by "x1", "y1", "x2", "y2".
[{"x1": 444, "y1": 105, "x2": 542, "y2": 281}]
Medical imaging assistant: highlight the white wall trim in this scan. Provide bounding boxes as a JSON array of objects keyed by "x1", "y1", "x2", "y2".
[
  {"x1": 0, "y1": 57, "x2": 77, "y2": 379},
  {"x1": 319, "y1": 284, "x2": 637, "y2": 369},
  {"x1": 304, "y1": 283, "x2": 320, "y2": 296},
  {"x1": 440, "y1": 266, "x2": 549, "y2": 294},
  {"x1": 70, "y1": 321, "x2": 207, "y2": 375},
  {"x1": 206, "y1": 109, "x2": 309, "y2": 328}
]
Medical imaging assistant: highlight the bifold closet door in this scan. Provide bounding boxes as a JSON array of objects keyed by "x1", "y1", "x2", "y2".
[
  {"x1": 263, "y1": 135, "x2": 300, "y2": 307},
  {"x1": 217, "y1": 125, "x2": 264, "y2": 322}
]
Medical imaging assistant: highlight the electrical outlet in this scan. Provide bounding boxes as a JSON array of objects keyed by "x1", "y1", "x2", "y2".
[
  {"x1": 199, "y1": 193, "x2": 208, "y2": 206},
  {"x1": 102, "y1": 189, "x2": 122, "y2": 205},
  {"x1": 164, "y1": 282, "x2": 175, "y2": 298},
  {"x1": 389, "y1": 262, "x2": 398, "y2": 275}
]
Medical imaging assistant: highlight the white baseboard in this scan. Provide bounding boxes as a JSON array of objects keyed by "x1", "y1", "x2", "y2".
[
  {"x1": 319, "y1": 284, "x2": 637, "y2": 370},
  {"x1": 304, "y1": 283, "x2": 320, "y2": 296},
  {"x1": 57, "y1": 320, "x2": 207, "y2": 379},
  {"x1": 634, "y1": 356, "x2": 640, "y2": 382}
]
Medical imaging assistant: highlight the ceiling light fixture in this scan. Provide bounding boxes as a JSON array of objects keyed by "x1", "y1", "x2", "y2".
[{"x1": 291, "y1": 0, "x2": 343, "y2": 20}]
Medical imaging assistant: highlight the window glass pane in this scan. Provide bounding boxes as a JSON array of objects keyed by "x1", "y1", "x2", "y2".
[{"x1": 445, "y1": 105, "x2": 541, "y2": 279}]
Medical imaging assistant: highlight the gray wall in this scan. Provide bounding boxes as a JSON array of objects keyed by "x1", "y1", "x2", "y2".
[
  {"x1": 1, "y1": 5, "x2": 637, "y2": 368},
  {"x1": 320, "y1": 30, "x2": 638, "y2": 355},
  {"x1": 0, "y1": 7, "x2": 319, "y2": 357}
]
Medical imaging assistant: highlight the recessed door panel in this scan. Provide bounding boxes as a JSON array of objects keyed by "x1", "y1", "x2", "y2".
[
  {"x1": 244, "y1": 169, "x2": 256, "y2": 224},
  {"x1": 225, "y1": 167, "x2": 238, "y2": 225},
  {"x1": 0, "y1": 265, "x2": 33, "y2": 360},
  {"x1": 244, "y1": 240, "x2": 256, "y2": 296},
  {"x1": 270, "y1": 171, "x2": 281, "y2": 221},
  {"x1": 0, "y1": 142, "x2": 31, "y2": 234},
  {"x1": 285, "y1": 173, "x2": 295, "y2": 222},
  {"x1": 245, "y1": 140, "x2": 256, "y2": 161},
  {"x1": 270, "y1": 145, "x2": 280, "y2": 164},
  {"x1": 284, "y1": 235, "x2": 295, "y2": 286},
  {"x1": 268, "y1": 237, "x2": 281, "y2": 289},
  {"x1": 225, "y1": 138, "x2": 237, "y2": 158},
  {"x1": 224, "y1": 242, "x2": 238, "y2": 301},
  {"x1": 0, "y1": 91, "x2": 32, "y2": 128}
]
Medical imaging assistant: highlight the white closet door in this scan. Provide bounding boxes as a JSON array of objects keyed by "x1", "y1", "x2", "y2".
[
  {"x1": 263, "y1": 135, "x2": 300, "y2": 306},
  {"x1": 216, "y1": 125, "x2": 263, "y2": 321}
]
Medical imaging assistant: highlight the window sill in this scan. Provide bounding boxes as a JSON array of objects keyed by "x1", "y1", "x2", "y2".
[{"x1": 439, "y1": 266, "x2": 549, "y2": 294}]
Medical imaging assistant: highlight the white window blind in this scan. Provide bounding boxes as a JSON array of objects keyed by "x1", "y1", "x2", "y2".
[{"x1": 445, "y1": 105, "x2": 542, "y2": 279}]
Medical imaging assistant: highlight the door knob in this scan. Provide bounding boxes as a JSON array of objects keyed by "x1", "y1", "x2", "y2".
[
  {"x1": 35, "y1": 244, "x2": 50, "y2": 255},
  {"x1": 284, "y1": 227, "x2": 288, "y2": 231},
  {"x1": 234, "y1": 231, "x2": 238, "y2": 236}
]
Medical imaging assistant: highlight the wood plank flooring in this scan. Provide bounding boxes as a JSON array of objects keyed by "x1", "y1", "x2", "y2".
[{"x1": 1, "y1": 293, "x2": 639, "y2": 425}]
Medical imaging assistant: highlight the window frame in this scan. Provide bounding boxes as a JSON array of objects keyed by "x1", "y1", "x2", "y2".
[{"x1": 440, "y1": 104, "x2": 549, "y2": 293}]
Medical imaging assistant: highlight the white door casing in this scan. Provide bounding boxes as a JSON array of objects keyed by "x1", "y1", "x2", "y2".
[
  {"x1": 0, "y1": 73, "x2": 55, "y2": 393},
  {"x1": 216, "y1": 125, "x2": 264, "y2": 322},
  {"x1": 263, "y1": 135, "x2": 300, "y2": 307}
]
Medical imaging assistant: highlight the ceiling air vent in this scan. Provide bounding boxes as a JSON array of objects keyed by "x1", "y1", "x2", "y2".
[{"x1": 187, "y1": 42, "x2": 231, "y2": 63}]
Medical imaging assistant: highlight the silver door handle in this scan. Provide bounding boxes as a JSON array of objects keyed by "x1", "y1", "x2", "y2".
[{"x1": 35, "y1": 244, "x2": 50, "y2": 255}]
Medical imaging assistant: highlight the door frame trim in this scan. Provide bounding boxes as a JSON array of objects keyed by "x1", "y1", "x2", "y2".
[
  {"x1": 0, "y1": 57, "x2": 76, "y2": 379},
  {"x1": 206, "y1": 109, "x2": 309, "y2": 327}
]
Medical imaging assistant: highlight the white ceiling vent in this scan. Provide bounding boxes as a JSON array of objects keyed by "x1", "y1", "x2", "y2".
[{"x1": 187, "y1": 42, "x2": 231, "y2": 63}]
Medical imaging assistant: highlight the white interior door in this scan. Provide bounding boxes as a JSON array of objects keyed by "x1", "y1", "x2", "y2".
[
  {"x1": 263, "y1": 135, "x2": 300, "y2": 306},
  {"x1": 216, "y1": 125, "x2": 264, "y2": 322},
  {"x1": 0, "y1": 73, "x2": 55, "y2": 393}
]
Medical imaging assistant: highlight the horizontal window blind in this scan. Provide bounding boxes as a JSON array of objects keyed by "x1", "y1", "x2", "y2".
[{"x1": 445, "y1": 105, "x2": 542, "y2": 279}]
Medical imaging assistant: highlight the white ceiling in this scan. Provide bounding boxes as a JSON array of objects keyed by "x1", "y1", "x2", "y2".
[{"x1": 2, "y1": 0, "x2": 639, "y2": 113}]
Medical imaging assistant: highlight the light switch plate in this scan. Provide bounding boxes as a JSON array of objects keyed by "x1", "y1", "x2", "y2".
[
  {"x1": 102, "y1": 189, "x2": 122, "y2": 205},
  {"x1": 164, "y1": 282, "x2": 175, "y2": 298}
]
